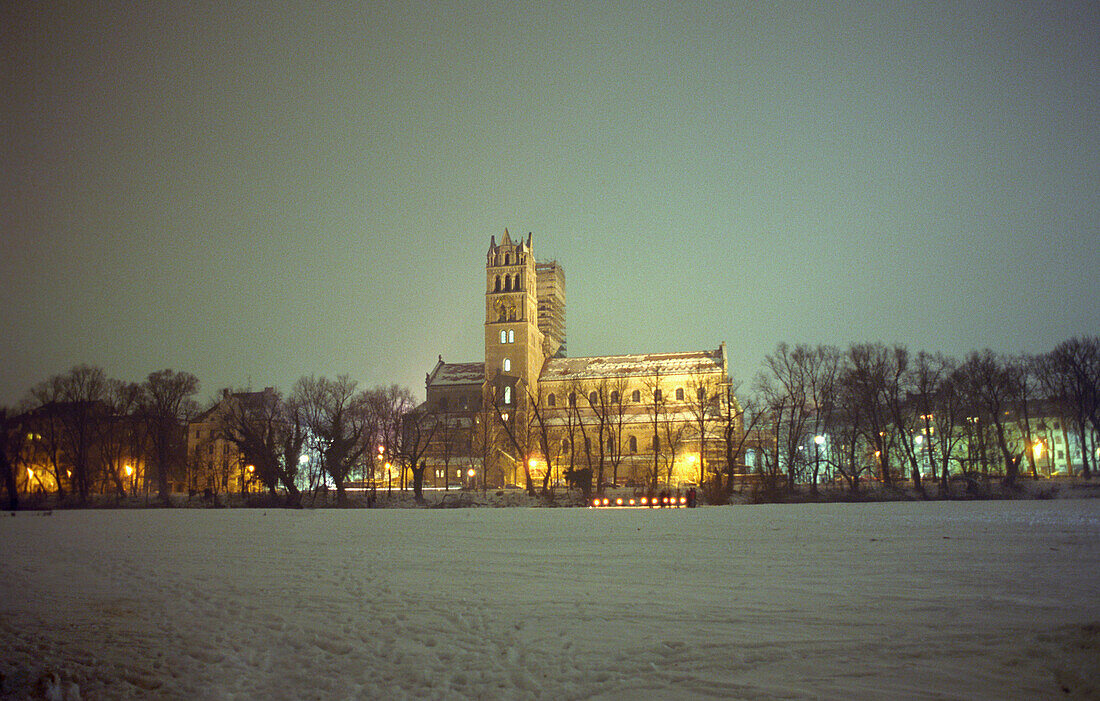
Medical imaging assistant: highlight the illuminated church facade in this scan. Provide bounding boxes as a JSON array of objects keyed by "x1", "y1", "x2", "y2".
[{"x1": 422, "y1": 230, "x2": 736, "y2": 491}]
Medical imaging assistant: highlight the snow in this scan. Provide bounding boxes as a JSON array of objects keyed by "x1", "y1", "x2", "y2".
[{"x1": 2, "y1": 500, "x2": 1099, "y2": 699}]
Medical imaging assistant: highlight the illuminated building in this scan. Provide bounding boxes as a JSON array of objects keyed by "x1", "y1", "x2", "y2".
[{"x1": 424, "y1": 230, "x2": 737, "y2": 490}]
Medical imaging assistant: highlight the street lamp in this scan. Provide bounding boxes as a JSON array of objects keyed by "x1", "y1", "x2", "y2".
[{"x1": 467, "y1": 467, "x2": 476, "y2": 489}]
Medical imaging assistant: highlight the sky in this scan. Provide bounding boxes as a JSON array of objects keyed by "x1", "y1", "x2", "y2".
[{"x1": 2, "y1": 1, "x2": 1098, "y2": 406}]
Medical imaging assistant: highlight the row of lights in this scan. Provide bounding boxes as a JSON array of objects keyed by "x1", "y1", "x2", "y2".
[{"x1": 591, "y1": 496, "x2": 688, "y2": 508}]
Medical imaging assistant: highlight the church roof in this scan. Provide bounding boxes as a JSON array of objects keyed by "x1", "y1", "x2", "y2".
[
  {"x1": 540, "y1": 348, "x2": 726, "y2": 382},
  {"x1": 426, "y1": 361, "x2": 485, "y2": 388}
]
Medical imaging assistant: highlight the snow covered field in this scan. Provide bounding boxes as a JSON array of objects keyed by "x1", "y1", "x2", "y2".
[{"x1": 2, "y1": 501, "x2": 1098, "y2": 700}]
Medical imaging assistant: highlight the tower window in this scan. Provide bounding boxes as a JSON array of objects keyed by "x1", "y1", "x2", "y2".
[
  {"x1": 508, "y1": 329, "x2": 515, "y2": 343},
  {"x1": 504, "y1": 385, "x2": 512, "y2": 405},
  {"x1": 547, "y1": 393, "x2": 556, "y2": 407},
  {"x1": 494, "y1": 276, "x2": 501, "y2": 292},
  {"x1": 503, "y1": 358, "x2": 511, "y2": 372},
  {"x1": 675, "y1": 388, "x2": 684, "y2": 401},
  {"x1": 505, "y1": 254, "x2": 510, "y2": 265},
  {"x1": 500, "y1": 330, "x2": 507, "y2": 344},
  {"x1": 632, "y1": 389, "x2": 641, "y2": 403},
  {"x1": 515, "y1": 273, "x2": 521, "y2": 290},
  {"x1": 504, "y1": 276, "x2": 511, "y2": 291}
]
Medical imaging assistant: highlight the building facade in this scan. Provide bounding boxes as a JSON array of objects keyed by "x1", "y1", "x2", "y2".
[{"x1": 423, "y1": 231, "x2": 737, "y2": 491}]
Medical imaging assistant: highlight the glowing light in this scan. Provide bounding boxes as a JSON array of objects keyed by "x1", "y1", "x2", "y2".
[
  {"x1": 27, "y1": 468, "x2": 34, "y2": 480},
  {"x1": 467, "y1": 468, "x2": 475, "y2": 477},
  {"x1": 247, "y1": 464, "x2": 255, "y2": 473},
  {"x1": 377, "y1": 445, "x2": 385, "y2": 455},
  {"x1": 628, "y1": 499, "x2": 635, "y2": 506},
  {"x1": 602, "y1": 498, "x2": 609, "y2": 506},
  {"x1": 124, "y1": 464, "x2": 133, "y2": 476},
  {"x1": 640, "y1": 497, "x2": 648, "y2": 505},
  {"x1": 528, "y1": 458, "x2": 536, "y2": 468},
  {"x1": 914, "y1": 435, "x2": 924, "y2": 445},
  {"x1": 680, "y1": 497, "x2": 686, "y2": 504},
  {"x1": 1033, "y1": 441, "x2": 1044, "y2": 459},
  {"x1": 814, "y1": 435, "x2": 825, "y2": 445},
  {"x1": 592, "y1": 499, "x2": 600, "y2": 507},
  {"x1": 615, "y1": 498, "x2": 623, "y2": 506},
  {"x1": 299, "y1": 454, "x2": 309, "y2": 464}
]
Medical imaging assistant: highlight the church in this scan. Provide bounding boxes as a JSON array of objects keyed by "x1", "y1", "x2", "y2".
[{"x1": 422, "y1": 230, "x2": 736, "y2": 492}]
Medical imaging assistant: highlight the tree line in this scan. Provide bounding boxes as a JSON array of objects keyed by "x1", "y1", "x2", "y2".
[
  {"x1": 750, "y1": 336, "x2": 1099, "y2": 498},
  {"x1": 0, "y1": 368, "x2": 437, "y2": 509}
]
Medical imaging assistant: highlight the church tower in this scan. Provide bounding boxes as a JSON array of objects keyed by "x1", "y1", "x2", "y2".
[{"x1": 485, "y1": 229, "x2": 545, "y2": 427}]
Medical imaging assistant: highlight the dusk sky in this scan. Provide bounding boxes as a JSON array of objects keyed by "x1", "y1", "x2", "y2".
[{"x1": 3, "y1": 2, "x2": 1098, "y2": 407}]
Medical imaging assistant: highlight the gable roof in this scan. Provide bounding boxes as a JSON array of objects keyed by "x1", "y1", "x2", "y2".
[
  {"x1": 426, "y1": 360, "x2": 485, "y2": 388},
  {"x1": 539, "y1": 347, "x2": 726, "y2": 383}
]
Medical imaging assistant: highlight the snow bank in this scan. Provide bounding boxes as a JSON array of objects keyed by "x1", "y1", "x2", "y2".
[{"x1": 1, "y1": 501, "x2": 1098, "y2": 698}]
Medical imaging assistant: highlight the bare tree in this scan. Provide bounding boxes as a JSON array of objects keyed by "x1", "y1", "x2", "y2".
[
  {"x1": 0, "y1": 407, "x2": 27, "y2": 509},
  {"x1": 142, "y1": 369, "x2": 199, "y2": 505},
  {"x1": 294, "y1": 375, "x2": 374, "y2": 505},
  {"x1": 397, "y1": 402, "x2": 440, "y2": 503},
  {"x1": 219, "y1": 387, "x2": 303, "y2": 506},
  {"x1": 959, "y1": 350, "x2": 1025, "y2": 487},
  {"x1": 685, "y1": 371, "x2": 722, "y2": 486},
  {"x1": 1041, "y1": 337, "x2": 1099, "y2": 479},
  {"x1": 642, "y1": 372, "x2": 667, "y2": 490}
]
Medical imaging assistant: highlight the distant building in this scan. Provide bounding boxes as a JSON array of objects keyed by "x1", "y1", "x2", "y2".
[
  {"x1": 423, "y1": 230, "x2": 737, "y2": 490},
  {"x1": 185, "y1": 388, "x2": 274, "y2": 494}
]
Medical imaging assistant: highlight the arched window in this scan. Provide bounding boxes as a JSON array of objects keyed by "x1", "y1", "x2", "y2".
[
  {"x1": 629, "y1": 435, "x2": 638, "y2": 453},
  {"x1": 563, "y1": 439, "x2": 571, "y2": 453},
  {"x1": 589, "y1": 391, "x2": 598, "y2": 405},
  {"x1": 508, "y1": 329, "x2": 515, "y2": 343},
  {"x1": 610, "y1": 390, "x2": 619, "y2": 404},
  {"x1": 547, "y1": 393, "x2": 556, "y2": 407},
  {"x1": 654, "y1": 389, "x2": 663, "y2": 402},
  {"x1": 504, "y1": 276, "x2": 512, "y2": 291},
  {"x1": 676, "y1": 387, "x2": 684, "y2": 401},
  {"x1": 568, "y1": 393, "x2": 576, "y2": 406},
  {"x1": 505, "y1": 253, "x2": 511, "y2": 265},
  {"x1": 503, "y1": 358, "x2": 511, "y2": 372},
  {"x1": 632, "y1": 389, "x2": 641, "y2": 402},
  {"x1": 500, "y1": 330, "x2": 507, "y2": 344},
  {"x1": 494, "y1": 276, "x2": 501, "y2": 292},
  {"x1": 515, "y1": 273, "x2": 521, "y2": 290},
  {"x1": 503, "y1": 385, "x2": 512, "y2": 404}
]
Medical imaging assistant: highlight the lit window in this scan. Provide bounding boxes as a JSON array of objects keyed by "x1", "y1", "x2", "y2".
[
  {"x1": 508, "y1": 329, "x2": 515, "y2": 343},
  {"x1": 504, "y1": 386, "x2": 512, "y2": 404},
  {"x1": 500, "y1": 330, "x2": 507, "y2": 344},
  {"x1": 503, "y1": 359, "x2": 511, "y2": 372}
]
